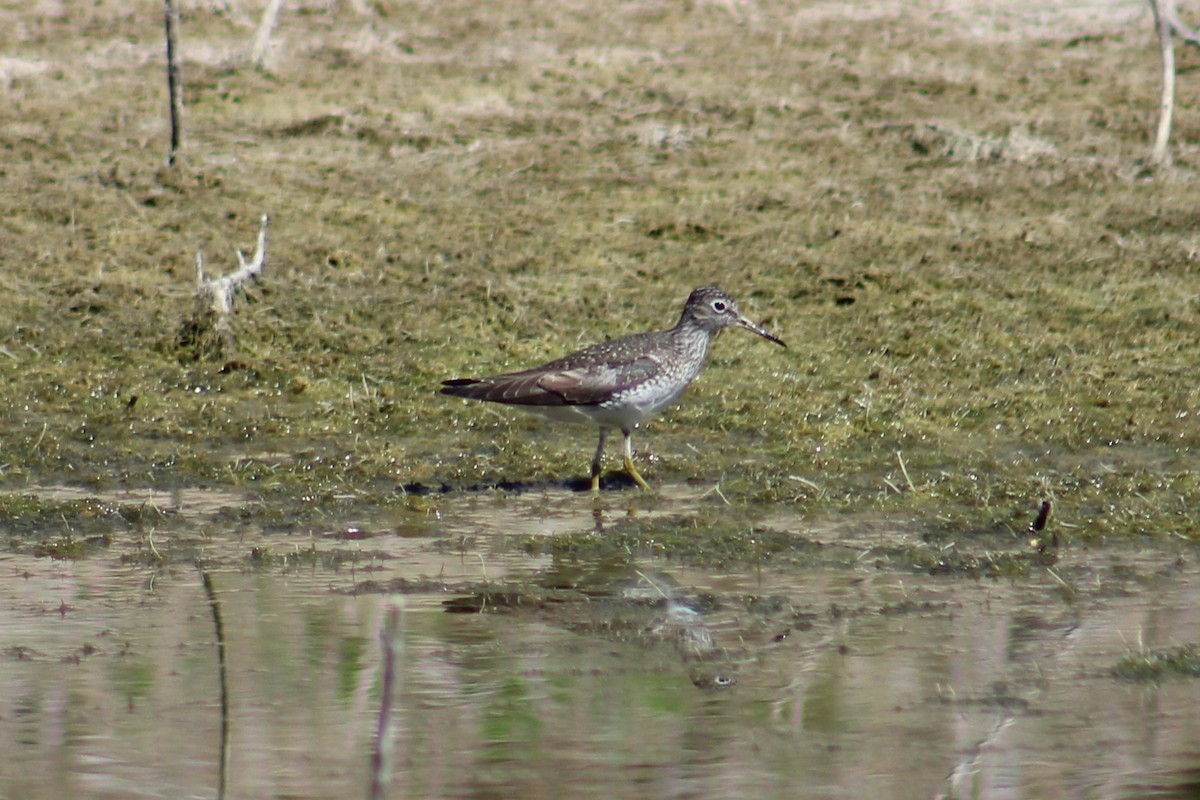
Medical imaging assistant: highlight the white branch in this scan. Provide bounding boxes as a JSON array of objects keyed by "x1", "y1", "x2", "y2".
[
  {"x1": 197, "y1": 213, "x2": 269, "y2": 316},
  {"x1": 1162, "y1": 0, "x2": 1200, "y2": 46},
  {"x1": 250, "y1": 0, "x2": 284, "y2": 69},
  {"x1": 1149, "y1": 0, "x2": 1176, "y2": 166}
]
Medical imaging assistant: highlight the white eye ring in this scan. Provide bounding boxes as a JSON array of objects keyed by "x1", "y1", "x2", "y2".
[{"x1": 712, "y1": 300, "x2": 727, "y2": 313}]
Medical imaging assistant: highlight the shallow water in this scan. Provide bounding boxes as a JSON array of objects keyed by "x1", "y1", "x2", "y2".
[{"x1": 2, "y1": 487, "x2": 1198, "y2": 800}]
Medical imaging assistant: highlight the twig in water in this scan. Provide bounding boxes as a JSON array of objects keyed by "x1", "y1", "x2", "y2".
[
  {"x1": 1045, "y1": 567, "x2": 1071, "y2": 592},
  {"x1": 788, "y1": 475, "x2": 821, "y2": 493},
  {"x1": 147, "y1": 530, "x2": 163, "y2": 562},
  {"x1": 634, "y1": 569, "x2": 671, "y2": 600},
  {"x1": 699, "y1": 483, "x2": 731, "y2": 505}
]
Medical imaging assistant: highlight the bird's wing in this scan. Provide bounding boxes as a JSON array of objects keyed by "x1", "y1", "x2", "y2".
[
  {"x1": 442, "y1": 330, "x2": 669, "y2": 406},
  {"x1": 441, "y1": 356, "x2": 660, "y2": 406},
  {"x1": 535, "y1": 356, "x2": 660, "y2": 405}
]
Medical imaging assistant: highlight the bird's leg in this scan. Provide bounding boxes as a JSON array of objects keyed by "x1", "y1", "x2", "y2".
[
  {"x1": 621, "y1": 427, "x2": 651, "y2": 490},
  {"x1": 590, "y1": 427, "x2": 609, "y2": 494}
]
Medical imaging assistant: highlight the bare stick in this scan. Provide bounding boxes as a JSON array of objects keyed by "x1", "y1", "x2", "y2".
[
  {"x1": 163, "y1": 0, "x2": 184, "y2": 165},
  {"x1": 1149, "y1": 0, "x2": 1176, "y2": 166},
  {"x1": 250, "y1": 0, "x2": 284, "y2": 69}
]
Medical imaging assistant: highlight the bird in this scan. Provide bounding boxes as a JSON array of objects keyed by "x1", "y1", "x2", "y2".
[{"x1": 441, "y1": 285, "x2": 786, "y2": 493}]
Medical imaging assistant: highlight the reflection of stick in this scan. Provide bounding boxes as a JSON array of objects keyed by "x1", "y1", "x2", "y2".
[
  {"x1": 370, "y1": 600, "x2": 404, "y2": 800},
  {"x1": 199, "y1": 566, "x2": 230, "y2": 800},
  {"x1": 163, "y1": 0, "x2": 184, "y2": 165},
  {"x1": 250, "y1": 0, "x2": 284, "y2": 69},
  {"x1": 943, "y1": 717, "x2": 1017, "y2": 799}
]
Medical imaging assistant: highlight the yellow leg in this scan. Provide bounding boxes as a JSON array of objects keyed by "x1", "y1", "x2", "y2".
[
  {"x1": 621, "y1": 428, "x2": 651, "y2": 491},
  {"x1": 590, "y1": 427, "x2": 608, "y2": 495}
]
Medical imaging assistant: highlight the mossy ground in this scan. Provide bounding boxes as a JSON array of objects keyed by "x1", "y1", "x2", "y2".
[
  {"x1": 2, "y1": 1, "x2": 1199, "y2": 554},
  {"x1": 1112, "y1": 643, "x2": 1200, "y2": 681}
]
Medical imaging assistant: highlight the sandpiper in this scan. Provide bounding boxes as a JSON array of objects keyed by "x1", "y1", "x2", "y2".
[{"x1": 441, "y1": 286, "x2": 786, "y2": 492}]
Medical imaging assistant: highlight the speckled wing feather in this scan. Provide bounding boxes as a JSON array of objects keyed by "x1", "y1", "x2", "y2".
[
  {"x1": 441, "y1": 333, "x2": 665, "y2": 407},
  {"x1": 441, "y1": 356, "x2": 660, "y2": 406},
  {"x1": 535, "y1": 356, "x2": 660, "y2": 405}
]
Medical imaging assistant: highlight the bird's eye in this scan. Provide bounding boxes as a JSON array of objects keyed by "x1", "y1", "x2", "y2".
[{"x1": 712, "y1": 300, "x2": 727, "y2": 313}]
